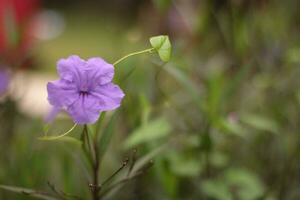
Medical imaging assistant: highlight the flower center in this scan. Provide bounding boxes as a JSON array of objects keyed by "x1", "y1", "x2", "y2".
[
  {"x1": 79, "y1": 85, "x2": 90, "y2": 96},
  {"x1": 79, "y1": 91, "x2": 89, "y2": 96}
]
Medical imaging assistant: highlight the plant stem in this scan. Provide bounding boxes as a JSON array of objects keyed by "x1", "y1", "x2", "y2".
[
  {"x1": 113, "y1": 48, "x2": 154, "y2": 66},
  {"x1": 83, "y1": 125, "x2": 100, "y2": 200},
  {"x1": 92, "y1": 131, "x2": 100, "y2": 200}
]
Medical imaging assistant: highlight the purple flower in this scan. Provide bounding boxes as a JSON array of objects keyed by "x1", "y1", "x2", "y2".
[
  {"x1": 47, "y1": 55, "x2": 125, "y2": 124},
  {"x1": 0, "y1": 69, "x2": 9, "y2": 95}
]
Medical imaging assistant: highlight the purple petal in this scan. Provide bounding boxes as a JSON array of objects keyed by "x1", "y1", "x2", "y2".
[
  {"x1": 86, "y1": 57, "x2": 114, "y2": 85},
  {"x1": 44, "y1": 106, "x2": 61, "y2": 123},
  {"x1": 47, "y1": 80, "x2": 79, "y2": 107},
  {"x1": 57, "y1": 55, "x2": 86, "y2": 82},
  {"x1": 90, "y1": 83, "x2": 125, "y2": 111},
  {"x1": 67, "y1": 95, "x2": 101, "y2": 124}
]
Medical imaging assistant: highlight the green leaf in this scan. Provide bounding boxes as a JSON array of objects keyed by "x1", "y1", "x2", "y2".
[
  {"x1": 218, "y1": 118, "x2": 246, "y2": 137},
  {"x1": 241, "y1": 114, "x2": 279, "y2": 134},
  {"x1": 155, "y1": 157, "x2": 179, "y2": 198},
  {"x1": 168, "y1": 154, "x2": 203, "y2": 177},
  {"x1": 124, "y1": 117, "x2": 171, "y2": 149},
  {"x1": 98, "y1": 113, "x2": 118, "y2": 162},
  {"x1": 0, "y1": 185, "x2": 58, "y2": 200},
  {"x1": 202, "y1": 180, "x2": 231, "y2": 200},
  {"x1": 296, "y1": 90, "x2": 300, "y2": 105},
  {"x1": 164, "y1": 64, "x2": 202, "y2": 110},
  {"x1": 225, "y1": 168, "x2": 264, "y2": 200},
  {"x1": 202, "y1": 168, "x2": 265, "y2": 200},
  {"x1": 210, "y1": 152, "x2": 229, "y2": 168},
  {"x1": 150, "y1": 35, "x2": 171, "y2": 62},
  {"x1": 152, "y1": 0, "x2": 172, "y2": 12},
  {"x1": 54, "y1": 136, "x2": 82, "y2": 146}
]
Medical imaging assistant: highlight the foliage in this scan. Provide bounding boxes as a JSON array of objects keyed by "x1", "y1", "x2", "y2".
[{"x1": 1, "y1": 0, "x2": 300, "y2": 199}]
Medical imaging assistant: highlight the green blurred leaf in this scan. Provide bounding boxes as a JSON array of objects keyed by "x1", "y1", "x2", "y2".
[
  {"x1": 43, "y1": 124, "x2": 50, "y2": 133},
  {"x1": 139, "y1": 94, "x2": 151, "y2": 125},
  {"x1": 206, "y1": 73, "x2": 224, "y2": 121},
  {"x1": 154, "y1": 156, "x2": 179, "y2": 199},
  {"x1": 152, "y1": 0, "x2": 172, "y2": 12},
  {"x1": 164, "y1": 64, "x2": 202, "y2": 110},
  {"x1": 286, "y1": 48, "x2": 300, "y2": 63},
  {"x1": 0, "y1": 185, "x2": 58, "y2": 200},
  {"x1": 55, "y1": 136, "x2": 82, "y2": 146},
  {"x1": 202, "y1": 168, "x2": 264, "y2": 200},
  {"x1": 202, "y1": 180, "x2": 231, "y2": 200},
  {"x1": 124, "y1": 117, "x2": 171, "y2": 149},
  {"x1": 98, "y1": 113, "x2": 118, "y2": 162},
  {"x1": 150, "y1": 35, "x2": 171, "y2": 62},
  {"x1": 210, "y1": 152, "x2": 229, "y2": 168},
  {"x1": 169, "y1": 154, "x2": 203, "y2": 177},
  {"x1": 219, "y1": 118, "x2": 245, "y2": 137},
  {"x1": 296, "y1": 90, "x2": 300, "y2": 105},
  {"x1": 241, "y1": 114, "x2": 279, "y2": 134},
  {"x1": 225, "y1": 168, "x2": 264, "y2": 200}
]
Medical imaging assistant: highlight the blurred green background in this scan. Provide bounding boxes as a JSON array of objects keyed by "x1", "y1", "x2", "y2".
[{"x1": 1, "y1": 0, "x2": 300, "y2": 199}]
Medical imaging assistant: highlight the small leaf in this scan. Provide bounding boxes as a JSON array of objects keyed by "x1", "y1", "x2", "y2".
[
  {"x1": 152, "y1": 0, "x2": 172, "y2": 12},
  {"x1": 241, "y1": 114, "x2": 279, "y2": 134},
  {"x1": 225, "y1": 168, "x2": 264, "y2": 200},
  {"x1": 168, "y1": 154, "x2": 203, "y2": 177},
  {"x1": 54, "y1": 136, "x2": 82, "y2": 146},
  {"x1": 202, "y1": 180, "x2": 231, "y2": 200},
  {"x1": 150, "y1": 35, "x2": 171, "y2": 62},
  {"x1": 0, "y1": 185, "x2": 58, "y2": 200},
  {"x1": 124, "y1": 117, "x2": 171, "y2": 149},
  {"x1": 210, "y1": 152, "x2": 229, "y2": 168},
  {"x1": 218, "y1": 118, "x2": 246, "y2": 137}
]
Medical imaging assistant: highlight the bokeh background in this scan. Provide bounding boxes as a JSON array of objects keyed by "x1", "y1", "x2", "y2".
[{"x1": 1, "y1": 0, "x2": 300, "y2": 199}]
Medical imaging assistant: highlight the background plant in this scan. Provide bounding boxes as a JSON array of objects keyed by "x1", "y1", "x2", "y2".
[{"x1": 0, "y1": 0, "x2": 300, "y2": 199}]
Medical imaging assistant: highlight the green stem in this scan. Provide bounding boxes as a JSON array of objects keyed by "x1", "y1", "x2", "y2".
[
  {"x1": 39, "y1": 123, "x2": 77, "y2": 140},
  {"x1": 113, "y1": 48, "x2": 155, "y2": 66},
  {"x1": 82, "y1": 125, "x2": 100, "y2": 200}
]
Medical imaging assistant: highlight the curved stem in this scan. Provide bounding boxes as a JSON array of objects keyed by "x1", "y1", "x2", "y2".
[
  {"x1": 38, "y1": 123, "x2": 77, "y2": 140},
  {"x1": 113, "y1": 48, "x2": 155, "y2": 66}
]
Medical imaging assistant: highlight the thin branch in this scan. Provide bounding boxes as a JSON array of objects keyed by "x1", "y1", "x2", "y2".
[
  {"x1": 113, "y1": 48, "x2": 154, "y2": 66},
  {"x1": 100, "y1": 160, "x2": 154, "y2": 199},
  {"x1": 127, "y1": 149, "x2": 137, "y2": 176},
  {"x1": 101, "y1": 157, "x2": 129, "y2": 187}
]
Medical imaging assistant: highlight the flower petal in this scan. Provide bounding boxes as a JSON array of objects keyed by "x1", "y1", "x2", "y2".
[
  {"x1": 57, "y1": 55, "x2": 86, "y2": 82},
  {"x1": 86, "y1": 57, "x2": 114, "y2": 85},
  {"x1": 47, "y1": 80, "x2": 79, "y2": 107},
  {"x1": 44, "y1": 106, "x2": 61, "y2": 123},
  {"x1": 90, "y1": 83, "x2": 125, "y2": 111},
  {"x1": 67, "y1": 95, "x2": 101, "y2": 124}
]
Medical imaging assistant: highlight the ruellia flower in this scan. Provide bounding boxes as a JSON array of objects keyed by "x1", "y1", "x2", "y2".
[{"x1": 47, "y1": 55, "x2": 125, "y2": 124}]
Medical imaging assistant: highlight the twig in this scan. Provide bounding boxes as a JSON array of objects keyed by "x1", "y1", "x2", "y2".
[
  {"x1": 101, "y1": 157, "x2": 129, "y2": 187},
  {"x1": 99, "y1": 160, "x2": 154, "y2": 199},
  {"x1": 127, "y1": 149, "x2": 137, "y2": 176},
  {"x1": 47, "y1": 182, "x2": 66, "y2": 199}
]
